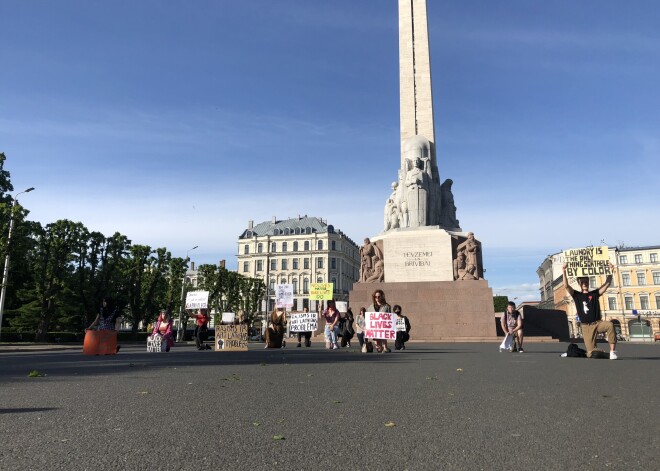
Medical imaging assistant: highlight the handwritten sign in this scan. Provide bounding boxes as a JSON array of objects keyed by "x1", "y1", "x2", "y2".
[
  {"x1": 288, "y1": 311, "x2": 318, "y2": 332},
  {"x1": 276, "y1": 284, "x2": 294, "y2": 308},
  {"x1": 563, "y1": 246, "x2": 612, "y2": 277},
  {"x1": 335, "y1": 301, "x2": 348, "y2": 313},
  {"x1": 221, "y1": 312, "x2": 235, "y2": 324},
  {"x1": 215, "y1": 324, "x2": 248, "y2": 351},
  {"x1": 185, "y1": 290, "x2": 209, "y2": 309},
  {"x1": 310, "y1": 283, "x2": 333, "y2": 300},
  {"x1": 395, "y1": 315, "x2": 406, "y2": 332},
  {"x1": 365, "y1": 312, "x2": 396, "y2": 340}
]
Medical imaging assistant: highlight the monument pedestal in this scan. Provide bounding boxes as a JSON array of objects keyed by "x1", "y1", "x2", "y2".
[{"x1": 349, "y1": 280, "x2": 496, "y2": 340}]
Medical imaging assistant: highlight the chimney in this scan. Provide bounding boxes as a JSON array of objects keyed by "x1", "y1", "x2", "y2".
[
  {"x1": 190, "y1": 261, "x2": 195, "y2": 270},
  {"x1": 219, "y1": 259, "x2": 226, "y2": 269},
  {"x1": 248, "y1": 220, "x2": 253, "y2": 230},
  {"x1": 272, "y1": 216, "x2": 276, "y2": 224}
]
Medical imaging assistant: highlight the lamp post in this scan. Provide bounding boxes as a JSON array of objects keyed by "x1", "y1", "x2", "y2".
[
  {"x1": 176, "y1": 245, "x2": 198, "y2": 342},
  {"x1": 0, "y1": 187, "x2": 35, "y2": 340}
]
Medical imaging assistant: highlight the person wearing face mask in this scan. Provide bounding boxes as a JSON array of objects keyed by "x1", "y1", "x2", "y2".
[{"x1": 393, "y1": 305, "x2": 411, "y2": 351}]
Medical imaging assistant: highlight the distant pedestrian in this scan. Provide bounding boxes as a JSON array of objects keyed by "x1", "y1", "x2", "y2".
[
  {"x1": 562, "y1": 262, "x2": 618, "y2": 359},
  {"x1": 191, "y1": 308, "x2": 211, "y2": 350},
  {"x1": 322, "y1": 301, "x2": 340, "y2": 349},
  {"x1": 500, "y1": 302, "x2": 523, "y2": 352},
  {"x1": 393, "y1": 305, "x2": 411, "y2": 350},
  {"x1": 366, "y1": 289, "x2": 391, "y2": 353}
]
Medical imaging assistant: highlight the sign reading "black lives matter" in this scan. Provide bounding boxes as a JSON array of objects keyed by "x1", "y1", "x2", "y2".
[{"x1": 563, "y1": 246, "x2": 613, "y2": 277}]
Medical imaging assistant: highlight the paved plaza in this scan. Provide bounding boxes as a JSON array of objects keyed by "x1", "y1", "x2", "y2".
[{"x1": 1, "y1": 342, "x2": 658, "y2": 470}]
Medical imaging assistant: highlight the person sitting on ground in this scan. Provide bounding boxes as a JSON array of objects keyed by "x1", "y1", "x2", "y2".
[
  {"x1": 562, "y1": 262, "x2": 618, "y2": 359},
  {"x1": 366, "y1": 289, "x2": 392, "y2": 353},
  {"x1": 150, "y1": 309, "x2": 174, "y2": 352},
  {"x1": 393, "y1": 304, "x2": 411, "y2": 350},
  {"x1": 500, "y1": 302, "x2": 524, "y2": 353},
  {"x1": 191, "y1": 308, "x2": 211, "y2": 350},
  {"x1": 265, "y1": 308, "x2": 287, "y2": 348}
]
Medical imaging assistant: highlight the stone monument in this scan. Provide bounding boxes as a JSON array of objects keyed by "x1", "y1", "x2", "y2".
[{"x1": 349, "y1": 0, "x2": 496, "y2": 340}]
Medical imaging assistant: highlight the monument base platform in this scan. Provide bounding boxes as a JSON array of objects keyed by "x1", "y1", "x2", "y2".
[{"x1": 349, "y1": 280, "x2": 496, "y2": 341}]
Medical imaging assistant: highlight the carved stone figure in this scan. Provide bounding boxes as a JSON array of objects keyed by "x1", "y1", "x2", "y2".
[
  {"x1": 365, "y1": 256, "x2": 384, "y2": 283},
  {"x1": 359, "y1": 238, "x2": 384, "y2": 282},
  {"x1": 404, "y1": 157, "x2": 429, "y2": 228},
  {"x1": 454, "y1": 232, "x2": 481, "y2": 280},
  {"x1": 439, "y1": 178, "x2": 459, "y2": 229}
]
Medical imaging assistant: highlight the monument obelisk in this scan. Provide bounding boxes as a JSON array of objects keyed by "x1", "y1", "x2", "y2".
[{"x1": 349, "y1": 0, "x2": 496, "y2": 341}]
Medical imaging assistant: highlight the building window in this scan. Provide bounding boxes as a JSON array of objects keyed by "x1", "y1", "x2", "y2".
[
  {"x1": 282, "y1": 259, "x2": 288, "y2": 270},
  {"x1": 243, "y1": 261, "x2": 249, "y2": 272},
  {"x1": 622, "y1": 273, "x2": 631, "y2": 286},
  {"x1": 282, "y1": 242, "x2": 288, "y2": 252},
  {"x1": 331, "y1": 241, "x2": 336, "y2": 251},
  {"x1": 656, "y1": 294, "x2": 660, "y2": 309},
  {"x1": 637, "y1": 272, "x2": 646, "y2": 286},
  {"x1": 303, "y1": 278, "x2": 309, "y2": 294},
  {"x1": 271, "y1": 242, "x2": 277, "y2": 252},
  {"x1": 653, "y1": 272, "x2": 660, "y2": 285},
  {"x1": 620, "y1": 255, "x2": 628, "y2": 264},
  {"x1": 331, "y1": 277, "x2": 337, "y2": 287},
  {"x1": 317, "y1": 257, "x2": 324, "y2": 269},
  {"x1": 304, "y1": 241, "x2": 310, "y2": 251},
  {"x1": 640, "y1": 295, "x2": 649, "y2": 310},
  {"x1": 258, "y1": 243, "x2": 263, "y2": 253},
  {"x1": 293, "y1": 258, "x2": 299, "y2": 270},
  {"x1": 292, "y1": 279, "x2": 298, "y2": 294},
  {"x1": 318, "y1": 240, "x2": 323, "y2": 251},
  {"x1": 244, "y1": 245, "x2": 249, "y2": 255},
  {"x1": 608, "y1": 297, "x2": 617, "y2": 310},
  {"x1": 651, "y1": 253, "x2": 658, "y2": 263},
  {"x1": 304, "y1": 258, "x2": 310, "y2": 269},
  {"x1": 331, "y1": 258, "x2": 336, "y2": 269},
  {"x1": 293, "y1": 241, "x2": 298, "y2": 251},
  {"x1": 269, "y1": 279, "x2": 275, "y2": 291},
  {"x1": 280, "y1": 278, "x2": 286, "y2": 285},
  {"x1": 270, "y1": 259, "x2": 277, "y2": 271},
  {"x1": 317, "y1": 276, "x2": 323, "y2": 283},
  {"x1": 624, "y1": 296, "x2": 634, "y2": 310},
  {"x1": 589, "y1": 277, "x2": 597, "y2": 289},
  {"x1": 257, "y1": 260, "x2": 263, "y2": 271},
  {"x1": 634, "y1": 254, "x2": 643, "y2": 264}
]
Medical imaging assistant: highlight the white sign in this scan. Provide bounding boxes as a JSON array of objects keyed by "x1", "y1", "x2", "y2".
[
  {"x1": 221, "y1": 312, "x2": 235, "y2": 324},
  {"x1": 395, "y1": 315, "x2": 406, "y2": 332},
  {"x1": 276, "y1": 284, "x2": 294, "y2": 308},
  {"x1": 365, "y1": 312, "x2": 396, "y2": 340},
  {"x1": 335, "y1": 301, "x2": 348, "y2": 313},
  {"x1": 289, "y1": 311, "x2": 318, "y2": 332},
  {"x1": 185, "y1": 290, "x2": 209, "y2": 309}
]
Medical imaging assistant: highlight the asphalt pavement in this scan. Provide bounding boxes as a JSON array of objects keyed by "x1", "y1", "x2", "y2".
[{"x1": 1, "y1": 341, "x2": 658, "y2": 470}]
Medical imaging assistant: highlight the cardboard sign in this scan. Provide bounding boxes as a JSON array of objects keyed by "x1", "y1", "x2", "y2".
[
  {"x1": 395, "y1": 315, "x2": 407, "y2": 332},
  {"x1": 185, "y1": 290, "x2": 209, "y2": 309},
  {"x1": 221, "y1": 312, "x2": 235, "y2": 324},
  {"x1": 276, "y1": 283, "x2": 294, "y2": 308},
  {"x1": 289, "y1": 311, "x2": 318, "y2": 332},
  {"x1": 563, "y1": 246, "x2": 612, "y2": 277},
  {"x1": 310, "y1": 283, "x2": 333, "y2": 300},
  {"x1": 215, "y1": 324, "x2": 248, "y2": 351},
  {"x1": 335, "y1": 301, "x2": 348, "y2": 313},
  {"x1": 365, "y1": 312, "x2": 396, "y2": 340}
]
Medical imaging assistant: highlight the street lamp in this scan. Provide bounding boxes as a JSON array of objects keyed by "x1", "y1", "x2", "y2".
[
  {"x1": 0, "y1": 187, "x2": 35, "y2": 340},
  {"x1": 176, "y1": 245, "x2": 198, "y2": 342}
]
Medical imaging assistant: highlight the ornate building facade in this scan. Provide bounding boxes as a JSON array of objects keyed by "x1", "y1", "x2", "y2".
[
  {"x1": 537, "y1": 245, "x2": 660, "y2": 339},
  {"x1": 236, "y1": 216, "x2": 360, "y2": 311}
]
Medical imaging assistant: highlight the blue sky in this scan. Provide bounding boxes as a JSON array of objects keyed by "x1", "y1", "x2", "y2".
[{"x1": 2, "y1": 0, "x2": 659, "y2": 302}]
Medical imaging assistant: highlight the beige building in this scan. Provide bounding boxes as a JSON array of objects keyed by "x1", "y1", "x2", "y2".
[
  {"x1": 537, "y1": 246, "x2": 660, "y2": 340},
  {"x1": 236, "y1": 216, "x2": 360, "y2": 312}
]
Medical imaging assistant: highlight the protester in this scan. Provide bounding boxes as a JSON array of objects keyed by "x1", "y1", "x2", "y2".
[
  {"x1": 191, "y1": 308, "x2": 211, "y2": 351},
  {"x1": 393, "y1": 304, "x2": 411, "y2": 350},
  {"x1": 340, "y1": 308, "x2": 355, "y2": 347},
  {"x1": 296, "y1": 306, "x2": 313, "y2": 348},
  {"x1": 322, "y1": 301, "x2": 340, "y2": 350},
  {"x1": 149, "y1": 309, "x2": 174, "y2": 352},
  {"x1": 366, "y1": 289, "x2": 392, "y2": 353},
  {"x1": 500, "y1": 302, "x2": 523, "y2": 353},
  {"x1": 87, "y1": 297, "x2": 121, "y2": 353},
  {"x1": 563, "y1": 262, "x2": 618, "y2": 359},
  {"x1": 355, "y1": 307, "x2": 367, "y2": 350},
  {"x1": 265, "y1": 307, "x2": 287, "y2": 348}
]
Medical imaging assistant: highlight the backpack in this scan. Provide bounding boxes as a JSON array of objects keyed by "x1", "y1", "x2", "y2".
[{"x1": 566, "y1": 343, "x2": 587, "y2": 358}]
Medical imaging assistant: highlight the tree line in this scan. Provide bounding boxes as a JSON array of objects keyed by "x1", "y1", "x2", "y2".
[{"x1": 0, "y1": 153, "x2": 265, "y2": 341}]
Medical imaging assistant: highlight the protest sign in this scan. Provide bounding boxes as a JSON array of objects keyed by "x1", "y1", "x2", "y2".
[
  {"x1": 310, "y1": 283, "x2": 333, "y2": 300},
  {"x1": 365, "y1": 312, "x2": 396, "y2": 340},
  {"x1": 185, "y1": 290, "x2": 209, "y2": 309},
  {"x1": 215, "y1": 324, "x2": 248, "y2": 351},
  {"x1": 221, "y1": 312, "x2": 235, "y2": 324},
  {"x1": 563, "y1": 246, "x2": 612, "y2": 277},
  {"x1": 275, "y1": 284, "x2": 294, "y2": 308},
  {"x1": 395, "y1": 315, "x2": 407, "y2": 332},
  {"x1": 288, "y1": 311, "x2": 319, "y2": 332},
  {"x1": 335, "y1": 301, "x2": 348, "y2": 313}
]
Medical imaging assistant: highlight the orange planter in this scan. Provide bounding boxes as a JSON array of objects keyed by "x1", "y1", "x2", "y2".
[{"x1": 83, "y1": 330, "x2": 117, "y2": 355}]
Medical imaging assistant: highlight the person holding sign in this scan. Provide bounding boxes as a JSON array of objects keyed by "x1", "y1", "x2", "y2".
[
  {"x1": 296, "y1": 307, "x2": 314, "y2": 348},
  {"x1": 562, "y1": 262, "x2": 618, "y2": 359},
  {"x1": 265, "y1": 308, "x2": 287, "y2": 348},
  {"x1": 393, "y1": 305, "x2": 411, "y2": 351},
  {"x1": 322, "y1": 301, "x2": 340, "y2": 349},
  {"x1": 192, "y1": 308, "x2": 211, "y2": 350},
  {"x1": 149, "y1": 309, "x2": 174, "y2": 352},
  {"x1": 366, "y1": 289, "x2": 392, "y2": 353}
]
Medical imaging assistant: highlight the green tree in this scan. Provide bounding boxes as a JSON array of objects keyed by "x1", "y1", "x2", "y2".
[{"x1": 493, "y1": 295, "x2": 509, "y2": 313}]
